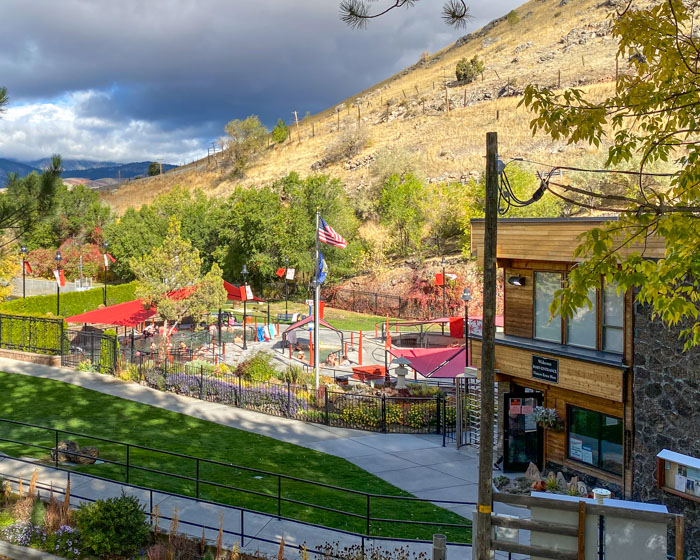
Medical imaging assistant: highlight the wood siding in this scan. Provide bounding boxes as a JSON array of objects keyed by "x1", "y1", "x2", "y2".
[
  {"x1": 470, "y1": 339, "x2": 625, "y2": 402},
  {"x1": 471, "y1": 219, "x2": 666, "y2": 265},
  {"x1": 504, "y1": 268, "x2": 533, "y2": 338}
]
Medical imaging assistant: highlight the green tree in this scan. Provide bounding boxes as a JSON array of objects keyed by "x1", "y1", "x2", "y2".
[
  {"x1": 455, "y1": 56, "x2": 484, "y2": 83},
  {"x1": 224, "y1": 115, "x2": 268, "y2": 176},
  {"x1": 379, "y1": 173, "x2": 427, "y2": 256},
  {"x1": 131, "y1": 218, "x2": 226, "y2": 341},
  {"x1": 147, "y1": 162, "x2": 161, "y2": 176},
  {"x1": 271, "y1": 118, "x2": 290, "y2": 143},
  {"x1": 521, "y1": 0, "x2": 700, "y2": 347},
  {"x1": 3, "y1": 155, "x2": 62, "y2": 248}
]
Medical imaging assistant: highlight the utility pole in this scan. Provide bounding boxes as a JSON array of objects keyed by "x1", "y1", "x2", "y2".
[
  {"x1": 293, "y1": 111, "x2": 301, "y2": 143},
  {"x1": 476, "y1": 131, "x2": 498, "y2": 560}
]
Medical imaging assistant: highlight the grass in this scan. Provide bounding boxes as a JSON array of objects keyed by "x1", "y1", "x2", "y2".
[{"x1": 0, "y1": 372, "x2": 471, "y2": 543}]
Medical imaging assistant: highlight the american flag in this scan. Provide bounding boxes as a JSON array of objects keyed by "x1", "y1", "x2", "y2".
[{"x1": 318, "y1": 217, "x2": 347, "y2": 249}]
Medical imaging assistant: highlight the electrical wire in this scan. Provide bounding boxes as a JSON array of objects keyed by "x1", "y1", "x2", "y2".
[{"x1": 503, "y1": 156, "x2": 677, "y2": 178}]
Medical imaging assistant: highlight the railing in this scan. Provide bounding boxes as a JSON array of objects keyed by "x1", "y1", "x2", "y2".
[
  {"x1": 0, "y1": 418, "x2": 473, "y2": 544},
  {"x1": 0, "y1": 313, "x2": 65, "y2": 355},
  {"x1": 0, "y1": 462, "x2": 472, "y2": 558},
  {"x1": 133, "y1": 359, "x2": 452, "y2": 435}
]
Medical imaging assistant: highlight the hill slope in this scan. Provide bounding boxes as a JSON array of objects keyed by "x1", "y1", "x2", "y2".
[{"x1": 103, "y1": 0, "x2": 629, "y2": 213}]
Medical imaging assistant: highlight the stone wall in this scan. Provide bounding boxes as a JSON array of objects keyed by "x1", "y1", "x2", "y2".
[
  {"x1": 633, "y1": 301, "x2": 699, "y2": 559},
  {"x1": 0, "y1": 349, "x2": 61, "y2": 367}
]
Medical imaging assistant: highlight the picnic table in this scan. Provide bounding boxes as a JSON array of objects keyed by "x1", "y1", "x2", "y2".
[{"x1": 351, "y1": 365, "x2": 386, "y2": 383}]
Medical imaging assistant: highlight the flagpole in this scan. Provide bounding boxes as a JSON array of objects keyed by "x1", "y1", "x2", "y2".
[{"x1": 314, "y1": 210, "x2": 321, "y2": 390}]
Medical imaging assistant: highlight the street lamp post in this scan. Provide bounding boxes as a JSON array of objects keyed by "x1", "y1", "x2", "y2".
[
  {"x1": 461, "y1": 287, "x2": 472, "y2": 368},
  {"x1": 20, "y1": 245, "x2": 28, "y2": 299},
  {"x1": 284, "y1": 256, "x2": 289, "y2": 316},
  {"x1": 441, "y1": 255, "x2": 446, "y2": 335},
  {"x1": 241, "y1": 265, "x2": 248, "y2": 350},
  {"x1": 55, "y1": 250, "x2": 62, "y2": 316},
  {"x1": 103, "y1": 241, "x2": 109, "y2": 306}
]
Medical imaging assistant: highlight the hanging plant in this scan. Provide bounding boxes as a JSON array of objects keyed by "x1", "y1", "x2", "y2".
[{"x1": 532, "y1": 406, "x2": 564, "y2": 432}]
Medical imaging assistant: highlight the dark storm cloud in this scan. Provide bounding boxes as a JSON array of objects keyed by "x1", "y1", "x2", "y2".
[{"x1": 0, "y1": 0, "x2": 521, "y2": 162}]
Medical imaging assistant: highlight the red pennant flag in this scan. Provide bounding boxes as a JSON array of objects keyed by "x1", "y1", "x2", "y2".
[
  {"x1": 435, "y1": 273, "x2": 444, "y2": 286},
  {"x1": 23, "y1": 261, "x2": 32, "y2": 275},
  {"x1": 53, "y1": 269, "x2": 66, "y2": 287},
  {"x1": 104, "y1": 253, "x2": 116, "y2": 267},
  {"x1": 275, "y1": 268, "x2": 285, "y2": 278}
]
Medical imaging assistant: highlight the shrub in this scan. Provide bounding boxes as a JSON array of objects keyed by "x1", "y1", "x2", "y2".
[
  {"x1": 30, "y1": 500, "x2": 46, "y2": 526},
  {"x1": 506, "y1": 10, "x2": 519, "y2": 24},
  {"x1": 271, "y1": 118, "x2": 290, "y2": 143},
  {"x1": 76, "y1": 493, "x2": 149, "y2": 559},
  {"x1": 323, "y1": 124, "x2": 367, "y2": 164},
  {"x1": 100, "y1": 329, "x2": 119, "y2": 373},
  {"x1": 0, "y1": 281, "x2": 137, "y2": 317},
  {"x1": 235, "y1": 351, "x2": 275, "y2": 382},
  {"x1": 455, "y1": 56, "x2": 485, "y2": 83}
]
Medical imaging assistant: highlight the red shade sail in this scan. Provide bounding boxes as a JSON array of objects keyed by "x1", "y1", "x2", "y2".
[
  {"x1": 388, "y1": 347, "x2": 467, "y2": 379},
  {"x1": 65, "y1": 299, "x2": 156, "y2": 327}
]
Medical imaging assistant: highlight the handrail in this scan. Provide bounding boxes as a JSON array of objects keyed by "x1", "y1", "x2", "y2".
[{"x1": 0, "y1": 417, "x2": 475, "y2": 540}]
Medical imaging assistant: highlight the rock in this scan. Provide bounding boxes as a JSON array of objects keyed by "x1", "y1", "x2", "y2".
[
  {"x1": 568, "y1": 476, "x2": 579, "y2": 492},
  {"x1": 577, "y1": 481, "x2": 589, "y2": 496},
  {"x1": 481, "y1": 37, "x2": 499, "y2": 49},
  {"x1": 556, "y1": 471, "x2": 568, "y2": 490},
  {"x1": 559, "y1": 0, "x2": 568, "y2": 6},
  {"x1": 547, "y1": 471, "x2": 556, "y2": 483},
  {"x1": 525, "y1": 462, "x2": 542, "y2": 481},
  {"x1": 514, "y1": 41, "x2": 532, "y2": 53},
  {"x1": 76, "y1": 446, "x2": 99, "y2": 465},
  {"x1": 51, "y1": 440, "x2": 80, "y2": 463}
]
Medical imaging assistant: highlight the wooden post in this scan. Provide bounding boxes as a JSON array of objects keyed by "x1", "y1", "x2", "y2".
[
  {"x1": 558, "y1": 69, "x2": 561, "y2": 88},
  {"x1": 675, "y1": 516, "x2": 684, "y2": 560},
  {"x1": 496, "y1": 110, "x2": 500, "y2": 121},
  {"x1": 464, "y1": 88, "x2": 467, "y2": 107},
  {"x1": 615, "y1": 57, "x2": 619, "y2": 81},
  {"x1": 359, "y1": 331, "x2": 363, "y2": 365},
  {"x1": 357, "y1": 105, "x2": 361, "y2": 124},
  {"x1": 414, "y1": 85, "x2": 419, "y2": 94},
  {"x1": 402, "y1": 89, "x2": 406, "y2": 98},
  {"x1": 445, "y1": 89, "x2": 450, "y2": 114},
  {"x1": 432, "y1": 81, "x2": 435, "y2": 90},
  {"x1": 344, "y1": 342, "x2": 348, "y2": 356},
  {"x1": 582, "y1": 54, "x2": 585, "y2": 67},
  {"x1": 337, "y1": 109, "x2": 340, "y2": 131},
  {"x1": 386, "y1": 102, "x2": 390, "y2": 121},
  {"x1": 289, "y1": 344, "x2": 292, "y2": 360},
  {"x1": 475, "y1": 131, "x2": 498, "y2": 560},
  {"x1": 312, "y1": 122, "x2": 315, "y2": 137},
  {"x1": 293, "y1": 110, "x2": 301, "y2": 143},
  {"x1": 577, "y1": 501, "x2": 586, "y2": 560}
]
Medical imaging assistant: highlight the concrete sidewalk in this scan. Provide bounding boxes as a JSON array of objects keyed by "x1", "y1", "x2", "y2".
[{"x1": 0, "y1": 358, "x2": 526, "y2": 557}]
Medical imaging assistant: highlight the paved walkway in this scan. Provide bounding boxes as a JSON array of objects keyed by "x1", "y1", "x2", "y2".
[{"x1": 0, "y1": 358, "x2": 526, "y2": 558}]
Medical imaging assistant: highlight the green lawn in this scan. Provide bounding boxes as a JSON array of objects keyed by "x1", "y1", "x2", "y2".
[{"x1": 0, "y1": 372, "x2": 470, "y2": 543}]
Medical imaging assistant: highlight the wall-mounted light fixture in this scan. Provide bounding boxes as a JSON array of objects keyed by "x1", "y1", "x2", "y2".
[{"x1": 507, "y1": 275, "x2": 526, "y2": 287}]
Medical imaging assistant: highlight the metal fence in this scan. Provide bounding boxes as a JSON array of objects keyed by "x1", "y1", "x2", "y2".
[
  {"x1": 62, "y1": 328, "x2": 118, "y2": 374},
  {"x1": 129, "y1": 358, "x2": 450, "y2": 435},
  {"x1": 321, "y1": 287, "x2": 447, "y2": 320},
  {"x1": 0, "y1": 418, "x2": 474, "y2": 545},
  {"x1": 0, "y1": 313, "x2": 65, "y2": 354}
]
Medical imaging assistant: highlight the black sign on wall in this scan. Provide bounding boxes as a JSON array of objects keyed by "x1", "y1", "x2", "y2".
[{"x1": 532, "y1": 355, "x2": 559, "y2": 383}]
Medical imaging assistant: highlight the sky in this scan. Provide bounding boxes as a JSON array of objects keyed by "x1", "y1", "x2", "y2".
[{"x1": 0, "y1": 0, "x2": 521, "y2": 165}]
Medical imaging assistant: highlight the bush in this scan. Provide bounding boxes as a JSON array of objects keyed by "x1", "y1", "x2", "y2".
[
  {"x1": 0, "y1": 281, "x2": 137, "y2": 318},
  {"x1": 506, "y1": 9, "x2": 519, "y2": 25},
  {"x1": 323, "y1": 124, "x2": 367, "y2": 164},
  {"x1": 235, "y1": 351, "x2": 275, "y2": 382},
  {"x1": 271, "y1": 118, "x2": 290, "y2": 143},
  {"x1": 100, "y1": 329, "x2": 119, "y2": 373},
  {"x1": 455, "y1": 56, "x2": 485, "y2": 83},
  {"x1": 76, "y1": 493, "x2": 149, "y2": 559}
]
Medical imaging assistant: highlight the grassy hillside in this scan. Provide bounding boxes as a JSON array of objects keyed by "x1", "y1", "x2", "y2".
[{"x1": 103, "y1": 0, "x2": 628, "y2": 213}]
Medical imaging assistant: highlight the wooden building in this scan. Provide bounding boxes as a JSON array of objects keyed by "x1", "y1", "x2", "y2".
[{"x1": 469, "y1": 217, "x2": 666, "y2": 498}]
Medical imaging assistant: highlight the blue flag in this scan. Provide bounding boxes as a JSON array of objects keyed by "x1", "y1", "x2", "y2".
[{"x1": 318, "y1": 252, "x2": 328, "y2": 283}]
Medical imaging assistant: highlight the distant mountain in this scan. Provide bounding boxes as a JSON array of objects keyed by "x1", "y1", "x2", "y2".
[
  {"x1": 62, "y1": 161, "x2": 176, "y2": 181},
  {"x1": 0, "y1": 158, "x2": 39, "y2": 186},
  {"x1": 27, "y1": 158, "x2": 118, "y2": 172}
]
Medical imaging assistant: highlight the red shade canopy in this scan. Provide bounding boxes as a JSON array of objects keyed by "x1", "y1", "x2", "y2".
[
  {"x1": 65, "y1": 299, "x2": 156, "y2": 327},
  {"x1": 388, "y1": 347, "x2": 467, "y2": 379}
]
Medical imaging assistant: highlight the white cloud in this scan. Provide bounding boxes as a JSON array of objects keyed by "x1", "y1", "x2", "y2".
[{"x1": 0, "y1": 91, "x2": 205, "y2": 163}]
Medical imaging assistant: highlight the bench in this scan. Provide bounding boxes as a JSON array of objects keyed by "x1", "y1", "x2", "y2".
[{"x1": 276, "y1": 313, "x2": 296, "y2": 322}]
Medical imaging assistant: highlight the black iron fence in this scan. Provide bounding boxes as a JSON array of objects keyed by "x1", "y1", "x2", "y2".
[
  {"x1": 0, "y1": 314, "x2": 118, "y2": 374},
  {"x1": 124, "y1": 357, "x2": 456, "y2": 436},
  {"x1": 320, "y1": 287, "x2": 447, "y2": 320},
  {"x1": 0, "y1": 417, "x2": 473, "y2": 544}
]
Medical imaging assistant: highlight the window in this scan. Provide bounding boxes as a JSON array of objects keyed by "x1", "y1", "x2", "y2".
[
  {"x1": 568, "y1": 406, "x2": 623, "y2": 475},
  {"x1": 603, "y1": 282, "x2": 624, "y2": 353},
  {"x1": 534, "y1": 272, "x2": 562, "y2": 343},
  {"x1": 566, "y1": 287, "x2": 597, "y2": 349}
]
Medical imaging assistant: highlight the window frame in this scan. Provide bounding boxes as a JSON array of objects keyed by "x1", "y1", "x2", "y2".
[
  {"x1": 566, "y1": 404, "x2": 624, "y2": 476},
  {"x1": 601, "y1": 281, "x2": 624, "y2": 354},
  {"x1": 532, "y1": 270, "x2": 564, "y2": 344}
]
